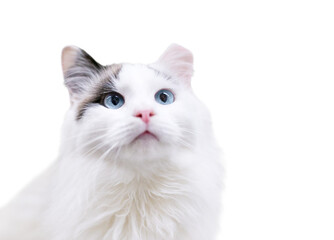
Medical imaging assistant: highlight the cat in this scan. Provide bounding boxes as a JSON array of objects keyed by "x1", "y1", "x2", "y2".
[{"x1": 0, "y1": 44, "x2": 223, "y2": 240}]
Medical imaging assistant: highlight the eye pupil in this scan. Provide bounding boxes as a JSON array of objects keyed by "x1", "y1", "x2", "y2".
[
  {"x1": 160, "y1": 93, "x2": 168, "y2": 103},
  {"x1": 111, "y1": 95, "x2": 120, "y2": 105},
  {"x1": 155, "y1": 89, "x2": 174, "y2": 105},
  {"x1": 103, "y1": 92, "x2": 124, "y2": 109}
]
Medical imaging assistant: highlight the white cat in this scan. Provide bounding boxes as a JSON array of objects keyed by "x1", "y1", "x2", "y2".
[{"x1": 0, "y1": 44, "x2": 223, "y2": 240}]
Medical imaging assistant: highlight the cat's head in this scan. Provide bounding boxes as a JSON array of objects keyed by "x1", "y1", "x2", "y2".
[{"x1": 61, "y1": 44, "x2": 211, "y2": 167}]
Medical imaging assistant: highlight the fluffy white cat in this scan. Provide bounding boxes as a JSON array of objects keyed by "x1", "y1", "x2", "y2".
[{"x1": 0, "y1": 44, "x2": 223, "y2": 240}]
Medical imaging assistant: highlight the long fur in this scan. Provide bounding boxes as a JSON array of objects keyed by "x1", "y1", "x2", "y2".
[{"x1": 0, "y1": 44, "x2": 223, "y2": 240}]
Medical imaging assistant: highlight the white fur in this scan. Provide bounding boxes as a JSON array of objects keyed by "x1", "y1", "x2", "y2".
[{"x1": 0, "y1": 45, "x2": 223, "y2": 240}]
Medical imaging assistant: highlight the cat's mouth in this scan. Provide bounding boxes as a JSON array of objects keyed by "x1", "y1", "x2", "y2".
[{"x1": 133, "y1": 130, "x2": 159, "y2": 142}]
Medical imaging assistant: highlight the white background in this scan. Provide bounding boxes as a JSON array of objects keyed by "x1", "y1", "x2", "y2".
[{"x1": 0, "y1": 0, "x2": 333, "y2": 239}]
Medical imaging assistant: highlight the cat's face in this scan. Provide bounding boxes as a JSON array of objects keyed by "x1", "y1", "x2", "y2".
[{"x1": 61, "y1": 45, "x2": 206, "y2": 166}]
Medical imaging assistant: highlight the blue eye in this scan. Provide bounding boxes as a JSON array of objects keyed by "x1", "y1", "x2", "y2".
[
  {"x1": 103, "y1": 92, "x2": 124, "y2": 109},
  {"x1": 155, "y1": 89, "x2": 175, "y2": 105}
]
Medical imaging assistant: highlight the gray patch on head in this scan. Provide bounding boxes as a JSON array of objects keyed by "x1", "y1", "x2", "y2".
[{"x1": 75, "y1": 64, "x2": 123, "y2": 121}]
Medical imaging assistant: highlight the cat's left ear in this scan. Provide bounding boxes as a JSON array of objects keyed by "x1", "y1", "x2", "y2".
[
  {"x1": 61, "y1": 46, "x2": 103, "y2": 103},
  {"x1": 151, "y1": 44, "x2": 194, "y2": 86}
]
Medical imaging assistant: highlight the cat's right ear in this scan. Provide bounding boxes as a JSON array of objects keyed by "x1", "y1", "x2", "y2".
[
  {"x1": 61, "y1": 46, "x2": 103, "y2": 103},
  {"x1": 151, "y1": 44, "x2": 194, "y2": 86}
]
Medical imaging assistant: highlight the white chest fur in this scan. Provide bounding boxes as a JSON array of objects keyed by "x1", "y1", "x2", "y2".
[{"x1": 45, "y1": 152, "x2": 221, "y2": 240}]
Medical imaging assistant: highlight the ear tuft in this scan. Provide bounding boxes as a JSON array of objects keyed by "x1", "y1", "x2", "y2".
[{"x1": 152, "y1": 44, "x2": 194, "y2": 85}]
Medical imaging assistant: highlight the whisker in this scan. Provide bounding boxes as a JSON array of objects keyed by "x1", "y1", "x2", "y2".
[
  {"x1": 68, "y1": 133, "x2": 112, "y2": 156},
  {"x1": 70, "y1": 125, "x2": 138, "y2": 157},
  {"x1": 62, "y1": 127, "x2": 113, "y2": 143},
  {"x1": 156, "y1": 123, "x2": 195, "y2": 150},
  {"x1": 82, "y1": 141, "x2": 108, "y2": 157}
]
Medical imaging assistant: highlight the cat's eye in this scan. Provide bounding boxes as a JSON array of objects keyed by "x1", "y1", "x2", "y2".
[
  {"x1": 155, "y1": 89, "x2": 174, "y2": 105},
  {"x1": 103, "y1": 92, "x2": 125, "y2": 109}
]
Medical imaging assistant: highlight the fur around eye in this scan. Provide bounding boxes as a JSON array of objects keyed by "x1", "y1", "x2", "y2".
[
  {"x1": 155, "y1": 89, "x2": 175, "y2": 105},
  {"x1": 103, "y1": 92, "x2": 125, "y2": 109}
]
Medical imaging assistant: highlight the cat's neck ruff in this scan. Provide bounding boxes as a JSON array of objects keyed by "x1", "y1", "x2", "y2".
[{"x1": 50, "y1": 147, "x2": 217, "y2": 240}]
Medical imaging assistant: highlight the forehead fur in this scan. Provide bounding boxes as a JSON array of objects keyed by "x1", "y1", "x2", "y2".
[{"x1": 116, "y1": 64, "x2": 172, "y2": 89}]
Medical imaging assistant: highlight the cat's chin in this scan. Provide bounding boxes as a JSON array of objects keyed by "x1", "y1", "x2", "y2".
[{"x1": 114, "y1": 137, "x2": 171, "y2": 165}]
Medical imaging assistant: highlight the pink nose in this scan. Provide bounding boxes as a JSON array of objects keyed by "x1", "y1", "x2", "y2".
[{"x1": 135, "y1": 110, "x2": 155, "y2": 124}]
